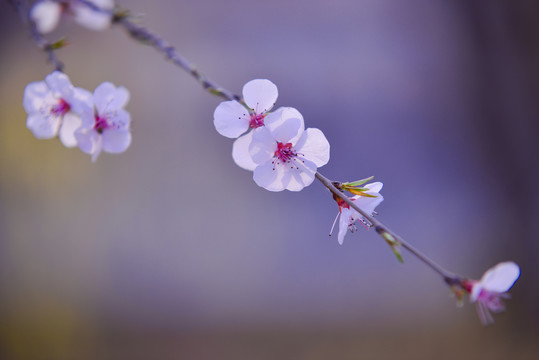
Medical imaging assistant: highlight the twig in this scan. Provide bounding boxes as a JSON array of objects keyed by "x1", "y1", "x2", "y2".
[{"x1": 7, "y1": 0, "x2": 64, "y2": 71}]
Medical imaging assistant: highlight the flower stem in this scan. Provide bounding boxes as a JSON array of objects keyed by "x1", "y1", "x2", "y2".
[{"x1": 315, "y1": 171, "x2": 457, "y2": 282}]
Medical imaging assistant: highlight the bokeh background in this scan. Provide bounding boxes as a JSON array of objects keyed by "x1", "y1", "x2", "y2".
[{"x1": 1, "y1": 0, "x2": 538, "y2": 359}]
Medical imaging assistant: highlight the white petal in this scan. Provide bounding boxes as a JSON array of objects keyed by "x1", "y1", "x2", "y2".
[
  {"x1": 480, "y1": 262, "x2": 520, "y2": 293},
  {"x1": 232, "y1": 132, "x2": 258, "y2": 171},
  {"x1": 27, "y1": 113, "x2": 60, "y2": 139},
  {"x1": 59, "y1": 112, "x2": 82, "y2": 147},
  {"x1": 268, "y1": 117, "x2": 302, "y2": 144},
  {"x1": 213, "y1": 100, "x2": 250, "y2": 138},
  {"x1": 253, "y1": 160, "x2": 286, "y2": 192},
  {"x1": 249, "y1": 127, "x2": 277, "y2": 165},
  {"x1": 265, "y1": 107, "x2": 305, "y2": 144},
  {"x1": 102, "y1": 128, "x2": 132, "y2": 154},
  {"x1": 364, "y1": 182, "x2": 383, "y2": 194},
  {"x1": 281, "y1": 158, "x2": 317, "y2": 192},
  {"x1": 66, "y1": 87, "x2": 94, "y2": 115},
  {"x1": 45, "y1": 71, "x2": 74, "y2": 99},
  {"x1": 337, "y1": 209, "x2": 352, "y2": 245},
  {"x1": 30, "y1": 0, "x2": 62, "y2": 34},
  {"x1": 89, "y1": 0, "x2": 114, "y2": 9},
  {"x1": 470, "y1": 283, "x2": 482, "y2": 303},
  {"x1": 74, "y1": 128, "x2": 99, "y2": 154},
  {"x1": 23, "y1": 81, "x2": 50, "y2": 114},
  {"x1": 109, "y1": 109, "x2": 131, "y2": 130},
  {"x1": 294, "y1": 128, "x2": 330, "y2": 167},
  {"x1": 242, "y1": 79, "x2": 278, "y2": 114},
  {"x1": 354, "y1": 192, "x2": 384, "y2": 216},
  {"x1": 93, "y1": 82, "x2": 117, "y2": 114},
  {"x1": 73, "y1": 4, "x2": 112, "y2": 31}
]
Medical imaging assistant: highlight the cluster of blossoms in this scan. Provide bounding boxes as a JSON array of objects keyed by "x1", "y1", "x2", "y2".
[
  {"x1": 17, "y1": 0, "x2": 523, "y2": 326},
  {"x1": 214, "y1": 79, "x2": 331, "y2": 192},
  {"x1": 23, "y1": 71, "x2": 131, "y2": 161},
  {"x1": 31, "y1": 0, "x2": 114, "y2": 34}
]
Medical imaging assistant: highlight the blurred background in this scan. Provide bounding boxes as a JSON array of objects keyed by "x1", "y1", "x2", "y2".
[{"x1": 1, "y1": 0, "x2": 538, "y2": 359}]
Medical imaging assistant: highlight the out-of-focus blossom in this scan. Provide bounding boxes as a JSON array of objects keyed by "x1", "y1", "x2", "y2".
[
  {"x1": 75, "y1": 82, "x2": 131, "y2": 162},
  {"x1": 248, "y1": 111, "x2": 329, "y2": 191},
  {"x1": 213, "y1": 79, "x2": 304, "y2": 171},
  {"x1": 23, "y1": 71, "x2": 92, "y2": 147},
  {"x1": 31, "y1": 0, "x2": 114, "y2": 34},
  {"x1": 465, "y1": 261, "x2": 520, "y2": 325},
  {"x1": 330, "y1": 182, "x2": 384, "y2": 245}
]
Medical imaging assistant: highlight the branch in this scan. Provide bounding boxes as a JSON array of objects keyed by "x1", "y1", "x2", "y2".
[{"x1": 7, "y1": 0, "x2": 64, "y2": 71}]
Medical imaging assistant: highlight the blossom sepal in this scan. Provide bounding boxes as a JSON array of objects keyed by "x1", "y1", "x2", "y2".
[{"x1": 339, "y1": 176, "x2": 379, "y2": 196}]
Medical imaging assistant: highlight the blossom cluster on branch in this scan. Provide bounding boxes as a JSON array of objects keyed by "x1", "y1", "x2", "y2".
[{"x1": 10, "y1": 0, "x2": 522, "y2": 326}]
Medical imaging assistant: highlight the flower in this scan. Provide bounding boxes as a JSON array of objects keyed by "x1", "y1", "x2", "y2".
[
  {"x1": 466, "y1": 261, "x2": 520, "y2": 325},
  {"x1": 330, "y1": 182, "x2": 384, "y2": 245},
  {"x1": 213, "y1": 79, "x2": 302, "y2": 171},
  {"x1": 31, "y1": 0, "x2": 114, "y2": 34},
  {"x1": 23, "y1": 71, "x2": 92, "y2": 147},
  {"x1": 74, "y1": 82, "x2": 131, "y2": 162},
  {"x1": 248, "y1": 109, "x2": 330, "y2": 191}
]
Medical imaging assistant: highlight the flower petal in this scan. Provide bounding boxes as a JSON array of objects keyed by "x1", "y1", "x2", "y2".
[
  {"x1": 280, "y1": 158, "x2": 317, "y2": 191},
  {"x1": 23, "y1": 81, "x2": 50, "y2": 114},
  {"x1": 337, "y1": 209, "x2": 352, "y2": 245},
  {"x1": 27, "y1": 113, "x2": 60, "y2": 139},
  {"x1": 232, "y1": 132, "x2": 258, "y2": 171},
  {"x1": 480, "y1": 262, "x2": 520, "y2": 293},
  {"x1": 242, "y1": 79, "x2": 278, "y2": 114},
  {"x1": 109, "y1": 109, "x2": 131, "y2": 130},
  {"x1": 253, "y1": 160, "x2": 286, "y2": 192},
  {"x1": 213, "y1": 100, "x2": 250, "y2": 138},
  {"x1": 102, "y1": 128, "x2": 131, "y2": 154},
  {"x1": 272, "y1": 118, "x2": 302, "y2": 144},
  {"x1": 68, "y1": 87, "x2": 94, "y2": 115},
  {"x1": 364, "y1": 182, "x2": 383, "y2": 194},
  {"x1": 265, "y1": 107, "x2": 305, "y2": 140},
  {"x1": 93, "y1": 82, "x2": 117, "y2": 114},
  {"x1": 74, "y1": 128, "x2": 99, "y2": 155},
  {"x1": 30, "y1": 0, "x2": 62, "y2": 34},
  {"x1": 45, "y1": 71, "x2": 74, "y2": 99},
  {"x1": 73, "y1": 0, "x2": 113, "y2": 31},
  {"x1": 59, "y1": 112, "x2": 82, "y2": 147},
  {"x1": 294, "y1": 128, "x2": 330, "y2": 167},
  {"x1": 249, "y1": 127, "x2": 277, "y2": 165}
]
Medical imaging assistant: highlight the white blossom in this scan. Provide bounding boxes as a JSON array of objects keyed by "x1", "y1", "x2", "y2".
[
  {"x1": 330, "y1": 182, "x2": 384, "y2": 245},
  {"x1": 468, "y1": 261, "x2": 520, "y2": 325},
  {"x1": 23, "y1": 71, "x2": 92, "y2": 147},
  {"x1": 74, "y1": 82, "x2": 131, "y2": 162},
  {"x1": 31, "y1": 0, "x2": 114, "y2": 34}
]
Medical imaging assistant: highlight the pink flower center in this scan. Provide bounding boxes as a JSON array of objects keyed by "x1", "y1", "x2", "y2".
[
  {"x1": 275, "y1": 142, "x2": 296, "y2": 162},
  {"x1": 478, "y1": 289, "x2": 508, "y2": 312},
  {"x1": 50, "y1": 99, "x2": 70, "y2": 116},
  {"x1": 271, "y1": 142, "x2": 305, "y2": 170},
  {"x1": 249, "y1": 113, "x2": 265, "y2": 128},
  {"x1": 94, "y1": 115, "x2": 109, "y2": 134}
]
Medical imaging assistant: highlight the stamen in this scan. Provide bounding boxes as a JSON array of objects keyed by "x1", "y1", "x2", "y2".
[{"x1": 329, "y1": 212, "x2": 340, "y2": 236}]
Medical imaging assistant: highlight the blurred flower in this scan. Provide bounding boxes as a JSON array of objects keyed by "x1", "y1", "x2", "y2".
[
  {"x1": 31, "y1": 0, "x2": 114, "y2": 34},
  {"x1": 248, "y1": 111, "x2": 329, "y2": 191},
  {"x1": 330, "y1": 182, "x2": 384, "y2": 245},
  {"x1": 74, "y1": 82, "x2": 131, "y2": 162},
  {"x1": 466, "y1": 261, "x2": 520, "y2": 325},
  {"x1": 23, "y1": 71, "x2": 92, "y2": 147}
]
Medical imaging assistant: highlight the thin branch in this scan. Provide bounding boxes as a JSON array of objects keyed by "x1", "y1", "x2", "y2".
[
  {"x1": 315, "y1": 172, "x2": 457, "y2": 282},
  {"x1": 75, "y1": 0, "x2": 240, "y2": 101}
]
